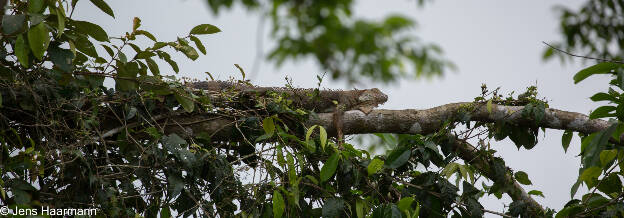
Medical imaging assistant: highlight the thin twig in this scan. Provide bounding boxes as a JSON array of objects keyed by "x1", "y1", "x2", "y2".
[{"x1": 542, "y1": 42, "x2": 624, "y2": 64}]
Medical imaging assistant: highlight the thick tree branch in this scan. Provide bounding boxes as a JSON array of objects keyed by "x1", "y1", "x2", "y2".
[{"x1": 307, "y1": 102, "x2": 612, "y2": 136}]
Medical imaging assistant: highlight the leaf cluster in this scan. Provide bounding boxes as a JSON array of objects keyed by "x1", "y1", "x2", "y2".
[{"x1": 204, "y1": 0, "x2": 454, "y2": 83}]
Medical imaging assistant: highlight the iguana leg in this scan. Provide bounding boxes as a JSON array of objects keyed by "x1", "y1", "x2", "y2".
[{"x1": 333, "y1": 106, "x2": 344, "y2": 150}]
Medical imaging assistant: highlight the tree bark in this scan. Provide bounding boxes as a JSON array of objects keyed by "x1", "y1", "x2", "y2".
[{"x1": 306, "y1": 102, "x2": 612, "y2": 136}]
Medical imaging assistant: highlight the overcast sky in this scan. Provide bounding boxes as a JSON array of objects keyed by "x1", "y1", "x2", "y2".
[{"x1": 74, "y1": 0, "x2": 610, "y2": 216}]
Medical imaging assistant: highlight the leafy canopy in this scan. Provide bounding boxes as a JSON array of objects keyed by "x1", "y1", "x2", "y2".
[{"x1": 0, "y1": 0, "x2": 623, "y2": 218}]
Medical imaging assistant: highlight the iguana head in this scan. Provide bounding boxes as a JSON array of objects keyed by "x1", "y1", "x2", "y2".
[
  {"x1": 357, "y1": 88, "x2": 388, "y2": 114},
  {"x1": 358, "y1": 88, "x2": 388, "y2": 104}
]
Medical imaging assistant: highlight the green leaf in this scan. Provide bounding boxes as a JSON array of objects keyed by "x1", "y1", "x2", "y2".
[
  {"x1": 115, "y1": 62, "x2": 139, "y2": 91},
  {"x1": 272, "y1": 190, "x2": 285, "y2": 218},
  {"x1": 305, "y1": 175, "x2": 318, "y2": 185},
  {"x1": 562, "y1": 130, "x2": 573, "y2": 153},
  {"x1": 166, "y1": 172, "x2": 184, "y2": 199},
  {"x1": 160, "y1": 207, "x2": 171, "y2": 218},
  {"x1": 385, "y1": 146, "x2": 411, "y2": 169},
  {"x1": 189, "y1": 24, "x2": 221, "y2": 35},
  {"x1": 85, "y1": 74, "x2": 105, "y2": 88},
  {"x1": 414, "y1": 202, "x2": 420, "y2": 218},
  {"x1": 580, "y1": 167, "x2": 602, "y2": 187},
  {"x1": 56, "y1": 6, "x2": 66, "y2": 37},
  {"x1": 372, "y1": 204, "x2": 402, "y2": 218},
  {"x1": 580, "y1": 133, "x2": 597, "y2": 153},
  {"x1": 49, "y1": 46, "x2": 74, "y2": 72},
  {"x1": 262, "y1": 117, "x2": 275, "y2": 137},
  {"x1": 286, "y1": 154, "x2": 297, "y2": 184},
  {"x1": 189, "y1": 35, "x2": 206, "y2": 55},
  {"x1": 599, "y1": 149, "x2": 617, "y2": 167},
  {"x1": 145, "y1": 58, "x2": 160, "y2": 76},
  {"x1": 118, "y1": 51, "x2": 128, "y2": 63},
  {"x1": 356, "y1": 200, "x2": 365, "y2": 218},
  {"x1": 590, "y1": 92, "x2": 618, "y2": 102},
  {"x1": 88, "y1": 0, "x2": 115, "y2": 17},
  {"x1": 375, "y1": 133, "x2": 398, "y2": 147},
  {"x1": 597, "y1": 173, "x2": 622, "y2": 195},
  {"x1": 13, "y1": 189, "x2": 31, "y2": 204},
  {"x1": 101, "y1": 44, "x2": 114, "y2": 57},
  {"x1": 153, "y1": 42, "x2": 167, "y2": 50},
  {"x1": 542, "y1": 47, "x2": 554, "y2": 60},
  {"x1": 582, "y1": 124, "x2": 617, "y2": 168},
  {"x1": 136, "y1": 30, "x2": 157, "y2": 41},
  {"x1": 574, "y1": 62, "x2": 621, "y2": 84},
  {"x1": 2, "y1": 14, "x2": 27, "y2": 35},
  {"x1": 556, "y1": 204, "x2": 582, "y2": 218},
  {"x1": 367, "y1": 158, "x2": 384, "y2": 176},
  {"x1": 275, "y1": 146, "x2": 285, "y2": 167},
  {"x1": 135, "y1": 51, "x2": 155, "y2": 59},
  {"x1": 514, "y1": 171, "x2": 532, "y2": 185},
  {"x1": 137, "y1": 61, "x2": 147, "y2": 75},
  {"x1": 508, "y1": 126, "x2": 537, "y2": 150},
  {"x1": 177, "y1": 38, "x2": 189, "y2": 46},
  {"x1": 175, "y1": 92, "x2": 195, "y2": 113},
  {"x1": 441, "y1": 163, "x2": 458, "y2": 179},
  {"x1": 397, "y1": 197, "x2": 414, "y2": 212},
  {"x1": 178, "y1": 45, "x2": 199, "y2": 60},
  {"x1": 73, "y1": 20, "x2": 109, "y2": 42},
  {"x1": 28, "y1": 0, "x2": 46, "y2": 13},
  {"x1": 458, "y1": 165, "x2": 469, "y2": 182},
  {"x1": 534, "y1": 103, "x2": 545, "y2": 124},
  {"x1": 586, "y1": 194, "x2": 609, "y2": 210},
  {"x1": 14, "y1": 35, "x2": 29, "y2": 67},
  {"x1": 527, "y1": 190, "x2": 544, "y2": 198},
  {"x1": 320, "y1": 152, "x2": 339, "y2": 182},
  {"x1": 161, "y1": 54, "x2": 179, "y2": 73},
  {"x1": 424, "y1": 140, "x2": 440, "y2": 153},
  {"x1": 75, "y1": 36, "x2": 98, "y2": 58},
  {"x1": 486, "y1": 99, "x2": 493, "y2": 114},
  {"x1": 144, "y1": 127, "x2": 161, "y2": 139},
  {"x1": 322, "y1": 198, "x2": 344, "y2": 218},
  {"x1": 128, "y1": 43, "x2": 141, "y2": 53},
  {"x1": 306, "y1": 125, "x2": 317, "y2": 145},
  {"x1": 571, "y1": 180, "x2": 581, "y2": 199},
  {"x1": 589, "y1": 106, "x2": 616, "y2": 119},
  {"x1": 27, "y1": 22, "x2": 50, "y2": 60},
  {"x1": 319, "y1": 126, "x2": 327, "y2": 151},
  {"x1": 29, "y1": 14, "x2": 45, "y2": 27}
]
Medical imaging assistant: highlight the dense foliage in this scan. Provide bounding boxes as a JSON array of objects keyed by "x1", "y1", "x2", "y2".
[
  {"x1": 0, "y1": 0, "x2": 623, "y2": 218},
  {"x1": 554, "y1": 62, "x2": 624, "y2": 217}
]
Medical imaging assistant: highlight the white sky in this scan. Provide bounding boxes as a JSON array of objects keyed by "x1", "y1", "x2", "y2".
[{"x1": 74, "y1": 0, "x2": 612, "y2": 216}]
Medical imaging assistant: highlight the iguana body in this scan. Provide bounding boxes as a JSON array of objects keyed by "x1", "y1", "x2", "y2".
[
  {"x1": 192, "y1": 81, "x2": 388, "y2": 149},
  {"x1": 191, "y1": 81, "x2": 388, "y2": 113}
]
